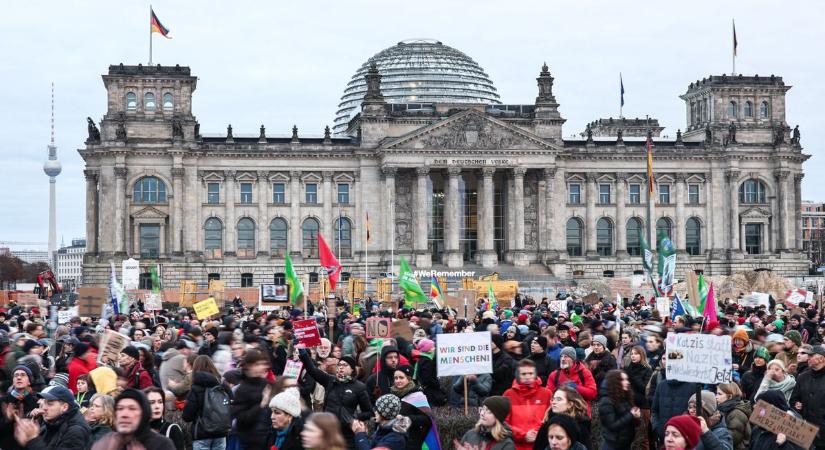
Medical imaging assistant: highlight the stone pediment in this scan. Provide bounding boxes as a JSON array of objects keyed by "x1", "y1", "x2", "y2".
[
  {"x1": 740, "y1": 206, "x2": 771, "y2": 218},
  {"x1": 383, "y1": 109, "x2": 556, "y2": 151},
  {"x1": 131, "y1": 206, "x2": 168, "y2": 219}
]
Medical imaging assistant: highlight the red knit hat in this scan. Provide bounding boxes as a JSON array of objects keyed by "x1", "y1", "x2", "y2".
[{"x1": 665, "y1": 415, "x2": 701, "y2": 449}]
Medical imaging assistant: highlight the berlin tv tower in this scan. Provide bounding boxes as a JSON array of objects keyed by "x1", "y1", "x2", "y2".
[{"x1": 43, "y1": 83, "x2": 61, "y2": 259}]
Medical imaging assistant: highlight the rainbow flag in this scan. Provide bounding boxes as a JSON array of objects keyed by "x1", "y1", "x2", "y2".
[
  {"x1": 430, "y1": 275, "x2": 444, "y2": 306},
  {"x1": 486, "y1": 281, "x2": 497, "y2": 311},
  {"x1": 150, "y1": 8, "x2": 171, "y2": 38}
]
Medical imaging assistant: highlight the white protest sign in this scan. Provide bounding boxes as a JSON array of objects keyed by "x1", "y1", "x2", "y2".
[
  {"x1": 549, "y1": 300, "x2": 567, "y2": 313},
  {"x1": 144, "y1": 293, "x2": 161, "y2": 311},
  {"x1": 283, "y1": 360, "x2": 303, "y2": 379},
  {"x1": 656, "y1": 297, "x2": 670, "y2": 319},
  {"x1": 437, "y1": 331, "x2": 493, "y2": 377},
  {"x1": 122, "y1": 258, "x2": 140, "y2": 291},
  {"x1": 57, "y1": 307, "x2": 78, "y2": 324},
  {"x1": 785, "y1": 289, "x2": 806, "y2": 306},
  {"x1": 665, "y1": 332, "x2": 732, "y2": 384},
  {"x1": 739, "y1": 292, "x2": 770, "y2": 308}
]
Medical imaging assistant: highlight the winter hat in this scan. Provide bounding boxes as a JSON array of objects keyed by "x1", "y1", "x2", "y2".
[
  {"x1": 560, "y1": 346, "x2": 578, "y2": 361},
  {"x1": 547, "y1": 414, "x2": 582, "y2": 444},
  {"x1": 13, "y1": 365, "x2": 33, "y2": 384},
  {"x1": 732, "y1": 328, "x2": 750, "y2": 345},
  {"x1": 491, "y1": 334, "x2": 506, "y2": 350},
  {"x1": 417, "y1": 338, "x2": 435, "y2": 353},
  {"x1": 518, "y1": 313, "x2": 528, "y2": 324},
  {"x1": 413, "y1": 329, "x2": 427, "y2": 343},
  {"x1": 482, "y1": 396, "x2": 511, "y2": 423},
  {"x1": 772, "y1": 319, "x2": 784, "y2": 330},
  {"x1": 89, "y1": 367, "x2": 117, "y2": 395},
  {"x1": 517, "y1": 325, "x2": 529, "y2": 335},
  {"x1": 340, "y1": 356, "x2": 358, "y2": 372},
  {"x1": 767, "y1": 359, "x2": 786, "y2": 372},
  {"x1": 22, "y1": 339, "x2": 40, "y2": 353},
  {"x1": 784, "y1": 330, "x2": 802, "y2": 347},
  {"x1": 375, "y1": 394, "x2": 401, "y2": 419},
  {"x1": 756, "y1": 389, "x2": 789, "y2": 411},
  {"x1": 765, "y1": 334, "x2": 785, "y2": 345},
  {"x1": 503, "y1": 310, "x2": 513, "y2": 320},
  {"x1": 395, "y1": 365, "x2": 414, "y2": 379},
  {"x1": 811, "y1": 345, "x2": 825, "y2": 358},
  {"x1": 121, "y1": 345, "x2": 140, "y2": 360},
  {"x1": 665, "y1": 415, "x2": 702, "y2": 449},
  {"x1": 49, "y1": 373, "x2": 70, "y2": 389},
  {"x1": 73, "y1": 342, "x2": 90, "y2": 359},
  {"x1": 39, "y1": 385, "x2": 76, "y2": 405},
  {"x1": 754, "y1": 346, "x2": 771, "y2": 362},
  {"x1": 269, "y1": 387, "x2": 302, "y2": 418},
  {"x1": 688, "y1": 391, "x2": 718, "y2": 415},
  {"x1": 593, "y1": 334, "x2": 608, "y2": 348},
  {"x1": 531, "y1": 335, "x2": 548, "y2": 350}
]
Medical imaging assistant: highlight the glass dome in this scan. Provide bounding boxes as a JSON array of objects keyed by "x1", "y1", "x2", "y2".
[{"x1": 333, "y1": 39, "x2": 500, "y2": 133}]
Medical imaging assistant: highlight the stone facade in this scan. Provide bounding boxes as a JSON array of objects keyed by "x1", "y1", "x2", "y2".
[{"x1": 80, "y1": 63, "x2": 810, "y2": 287}]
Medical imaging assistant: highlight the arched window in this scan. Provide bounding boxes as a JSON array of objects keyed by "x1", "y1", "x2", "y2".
[
  {"x1": 162, "y1": 93, "x2": 174, "y2": 111},
  {"x1": 739, "y1": 179, "x2": 767, "y2": 204},
  {"x1": 237, "y1": 218, "x2": 255, "y2": 258},
  {"x1": 144, "y1": 92, "x2": 156, "y2": 111},
  {"x1": 566, "y1": 218, "x2": 583, "y2": 257},
  {"x1": 744, "y1": 101, "x2": 753, "y2": 117},
  {"x1": 204, "y1": 218, "x2": 223, "y2": 258},
  {"x1": 269, "y1": 218, "x2": 288, "y2": 257},
  {"x1": 596, "y1": 218, "x2": 613, "y2": 256},
  {"x1": 656, "y1": 217, "x2": 672, "y2": 240},
  {"x1": 727, "y1": 101, "x2": 737, "y2": 118},
  {"x1": 125, "y1": 92, "x2": 137, "y2": 111},
  {"x1": 626, "y1": 217, "x2": 643, "y2": 256},
  {"x1": 760, "y1": 101, "x2": 769, "y2": 118},
  {"x1": 302, "y1": 218, "x2": 320, "y2": 258},
  {"x1": 686, "y1": 218, "x2": 701, "y2": 255},
  {"x1": 133, "y1": 176, "x2": 167, "y2": 203},
  {"x1": 334, "y1": 217, "x2": 352, "y2": 258}
]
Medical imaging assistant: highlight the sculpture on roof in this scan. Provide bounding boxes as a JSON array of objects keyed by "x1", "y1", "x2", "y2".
[
  {"x1": 259, "y1": 124, "x2": 266, "y2": 140},
  {"x1": 86, "y1": 117, "x2": 100, "y2": 143},
  {"x1": 226, "y1": 124, "x2": 233, "y2": 139},
  {"x1": 728, "y1": 121, "x2": 737, "y2": 144},
  {"x1": 792, "y1": 125, "x2": 800, "y2": 145},
  {"x1": 705, "y1": 124, "x2": 712, "y2": 143}
]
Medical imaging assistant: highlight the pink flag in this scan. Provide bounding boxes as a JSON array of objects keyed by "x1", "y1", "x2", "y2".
[
  {"x1": 318, "y1": 234, "x2": 342, "y2": 291},
  {"x1": 702, "y1": 283, "x2": 718, "y2": 331}
]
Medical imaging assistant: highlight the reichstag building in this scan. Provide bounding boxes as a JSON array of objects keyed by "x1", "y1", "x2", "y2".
[{"x1": 80, "y1": 39, "x2": 809, "y2": 287}]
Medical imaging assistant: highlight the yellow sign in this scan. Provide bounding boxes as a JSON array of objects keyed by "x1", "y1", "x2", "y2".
[
  {"x1": 193, "y1": 297, "x2": 220, "y2": 319},
  {"x1": 462, "y1": 279, "x2": 518, "y2": 306}
]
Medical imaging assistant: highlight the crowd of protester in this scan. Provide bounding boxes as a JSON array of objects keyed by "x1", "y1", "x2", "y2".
[{"x1": 0, "y1": 289, "x2": 823, "y2": 450}]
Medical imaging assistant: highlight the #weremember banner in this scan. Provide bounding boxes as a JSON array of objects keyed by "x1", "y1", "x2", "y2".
[
  {"x1": 436, "y1": 331, "x2": 493, "y2": 377},
  {"x1": 665, "y1": 332, "x2": 732, "y2": 384}
]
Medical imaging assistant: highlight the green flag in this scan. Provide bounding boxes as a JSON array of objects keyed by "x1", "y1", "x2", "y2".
[
  {"x1": 285, "y1": 253, "x2": 304, "y2": 305},
  {"x1": 656, "y1": 231, "x2": 676, "y2": 278},
  {"x1": 639, "y1": 230, "x2": 654, "y2": 273},
  {"x1": 487, "y1": 282, "x2": 497, "y2": 310},
  {"x1": 697, "y1": 273, "x2": 710, "y2": 314},
  {"x1": 398, "y1": 257, "x2": 428, "y2": 304},
  {"x1": 150, "y1": 264, "x2": 161, "y2": 294}
]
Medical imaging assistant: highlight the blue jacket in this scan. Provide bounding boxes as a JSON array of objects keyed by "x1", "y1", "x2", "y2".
[
  {"x1": 695, "y1": 416, "x2": 733, "y2": 450},
  {"x1": 355, "y1": 418, "x2": 410, "y2": 450},
  {"x1": 546, "y1": 343, "x2": 563, "y2": 364},
  {"x1": 651, "y1": 377, "x2": 699, "y2": 440}
]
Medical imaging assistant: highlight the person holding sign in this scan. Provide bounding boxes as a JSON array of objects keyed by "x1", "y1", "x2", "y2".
[
  {"x1": 750, "y1": 390, "x2": 807, "y2": 450},
  {"x1": 685, "y1": 391, "x2": 734, "y2": 450},
  {"x1": 790, "y1": 344, "x2": 825, "y2": 449}
]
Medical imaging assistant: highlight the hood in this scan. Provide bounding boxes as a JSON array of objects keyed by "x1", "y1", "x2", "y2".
[
  {"x1": 193, "y1": 371, "x2": 220, "y2": 388},
  {"x1": 379, "y1": 346, "x2": 400, "y2": 372},
  {"x1": 116, "y1": 388, "x2": 153, "y2": 437},
  {"x1": 509, "y1": 379, "x2": 542, "y2": 394}
]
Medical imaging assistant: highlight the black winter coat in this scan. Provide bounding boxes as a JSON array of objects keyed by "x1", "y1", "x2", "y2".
[
  {"x1": 534, "y1": 413, "x2": 592, "y2": 450},
  {"x1": 790, "y1": 366, "x2": 825, "y2": 449},
  {"x1": 597, "y1": 396, "x2": 636, "y2": 449},
  {"x1": 528, "y1": 351, "x2": 557, "y2": 385},
  {"x1": 265, "y1": 416, "x2": 304, "y2": 450},
  {"x1": 182, "y1": 371, "x2": 232, "y2": 439},
  {"x1": 748, "y1": 426, "x2": 805, "y2": 450},
  {"x1": 415, "y1": 355, "x2": 445, "y2": 406},
  {"x1": 25, "y1": 407, "x2": 90, "y2": 450},
  {"x1": 651, "y1": 377, "x2": 699, "y2": 441},
  {"x1": 231, "y1": 375, "x2": 272, "y2": 450},
  {"x1": 625, "y1": 362, "x2": 652, "y2": 408},
  {"x1": 400, "y1": 399, "x2": 431, "y2": 450},
  {"x1": 741, "y1": 365, "x2": 766, "y2": 402},
  {"x1": 490, "y1": 350, "x2": 516, "y2": 396},
  {"x1": 366, "y1": 346, "x2": 401, "y2": 400}
]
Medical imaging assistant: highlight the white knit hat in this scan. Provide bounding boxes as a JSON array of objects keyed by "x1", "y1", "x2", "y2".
[{"x1": 269, "y1": 387, "x2": 301, "y2": 418}]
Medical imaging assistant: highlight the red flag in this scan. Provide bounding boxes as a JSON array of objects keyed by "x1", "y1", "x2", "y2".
[
  {"x1": 318, "y1": 234, "x2": 342, "y2": 291},
  {"x1": 702, "y1": 283, "x2": 719, "y2": 331}
]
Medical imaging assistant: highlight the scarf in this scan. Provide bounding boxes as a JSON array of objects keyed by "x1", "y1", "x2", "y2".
[
  {"x1": 757, "y1": 374, "x2": 796, "y2": 402},
  {"x1": 10, "y1": 388, "x2": 30, "y2": 401},
  {"x1": 336, "y1": 374, "x2": 353, "y2": 383},
  {"x1": 273, "y1": 422, "x2": 292, "y2": 450},
  {"x1": 391, "y1": 382, "x2": 417, "y2": 399}
]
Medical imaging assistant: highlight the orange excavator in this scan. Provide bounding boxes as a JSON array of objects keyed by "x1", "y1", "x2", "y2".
[{"x1": 35, "y1": 270, "x2": 62, "y2": 303}]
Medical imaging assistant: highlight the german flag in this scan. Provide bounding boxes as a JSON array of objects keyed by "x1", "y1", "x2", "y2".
[{"x1": 150, "y1": 8, "x2": 171, "y2": 39}]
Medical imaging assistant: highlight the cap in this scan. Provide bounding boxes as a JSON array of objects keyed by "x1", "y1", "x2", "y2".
[{"x1": 38, "y1": 385, "x2": 76, "y2": 405}]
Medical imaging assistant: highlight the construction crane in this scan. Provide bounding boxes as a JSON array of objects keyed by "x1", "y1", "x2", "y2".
[{"x1": 0, "y1": 241, "x2": 48, "y2": 246}]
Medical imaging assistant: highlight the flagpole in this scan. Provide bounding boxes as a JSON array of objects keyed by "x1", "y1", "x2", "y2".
[
  {"x1": 619, "y1": 72, "x2": 623, "y2": 119},
  {"x1": 149, "y1": 6, "x2": 153, "y2": 65},
  {"x1": 364, "y1": 213, "x2": 368, "y2": 304},
  {"x1": 731, "y1": 20, "x2": 736, "y2": 76}
]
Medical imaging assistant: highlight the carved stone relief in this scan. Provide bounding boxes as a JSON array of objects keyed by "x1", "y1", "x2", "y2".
[
  {"x1": 394, "y1": 170, "x2": 414, "y2": 251},
  {"x1": 524, "y1": 171, "x2": 539, "y2": 250}
]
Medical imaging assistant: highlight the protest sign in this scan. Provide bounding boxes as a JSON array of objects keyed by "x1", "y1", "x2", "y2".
[
  {"x1": 15, "y1": 293, "x2": 38, "y2": 307},
  {"x1": 739, "y1": 292, "x2": 770, "y2": 308},
  {"x1": 785, "y1": 288, "x2": 806, "y2": 306},
  {"x1": 436, "y1": 331, "x2": 493, "y2": 377},
  {"x1": 294, "y1": 319, "x2": 322, "y2": 347},
  {"x1": 582, "y1": 293, "x2": 600, "y2": 305},
  {"x1": 98, "y1": 330, "x2": 129, "y2": 365},
  {"x1": 283, "y1": 360, "x2": 303, "y2": 379},
  {"x1": 122, "y1": 258, "x2": 140, "y2": 290},
  {"x1": 684, "y1": 270, "x2": 700, "y2": 310},
  {"x1": 749, "y1": 400, "x2": 819, "y2": 449},
  {"x1": 77, "y1": 287, "x2": 108, "y2": 317},
  {"x1": 208, "y1": 280, "x2": 225, "y2": 302},
  {"x1": 57, "y1": 307, "x2": 78, "y2": 324},
  {"x1": 179, "y1": 280, "x2": 198, "y2": 306},
  {"x1": 144, "y1": 293, "x2": 161, "y2": 311},
  {"x1": 193, "y1": 297, "x2": 220, "y2": 319},
  {"x1": 366, "y1": 317, "x2": 392, "y2": 339},
  {"x1": 665, "y1": 332, "x2": 732, "y2": 384},
  {"x1": 392, "y1": 318, "x2": 414, "y2": 341},
  {"x1": 656, "y1": 297, "x2": 670, "y2": 319},
  {"x1": 549, "y1": 300, "x2": 567, "y2": 312}
]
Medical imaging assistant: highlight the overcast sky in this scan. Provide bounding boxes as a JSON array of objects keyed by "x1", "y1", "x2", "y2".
[{"x1": 1, "y1": 0, "x2": 822, "y2": 250}]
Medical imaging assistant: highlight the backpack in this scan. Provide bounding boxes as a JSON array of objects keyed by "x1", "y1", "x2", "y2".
[
  {"x1": 197, "y1": 384, "x2": 232, "y2": 435},
  {"x1": 134, "y1": 368, "x2": 161, "y2": 388}
]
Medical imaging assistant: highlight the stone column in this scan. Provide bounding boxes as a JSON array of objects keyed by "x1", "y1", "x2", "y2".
[
  {"x1": 675, "y1": 173, "x2": 686, "y2": 252},
  {"x1": 794, "y1": 174, "x2": 804, "y2": 251},
  {"x1": 585, "y1": 173, "x2": 598, "y2": 257},
  {"x1": 415, "y1": 168, "x2": 432, "y2": 268},
  {"x1": 444, "y1": 167, "x2": 463, "y2": 268},
  {"x1": 323, "y1": 171, "x2": 334, "y2": 242},
  {"x1": 704, "y1": 172, "x2": 714, "y2": 255},
  {"x1": 257, "y1": 171, "x2": 270, "y2": 256},
  {"x1": 224, "y1": 170, "x2": 237, "y2": 256},
  {"x1": 184, "y1": 167, "x2": 199, "y2": 255},
  {"x1": 171, "y1": 167, "x2": 184, "y2": 255},
  {"x1": 542, "y1": 168, "x2": 558, "y2": 261},
  {"x1": 84, "y1": 170, "x2": 99, "y2": 255},
  {"x1": 512, "y1": 167, "x2": 527, "y2": 265},
  {"x1": 775, "y1": 170, "x2": 789, "y2": 252},
  {"x1": 479, "y1": 167, "x2": 497, "y2": 267},
  {"x1": 382, "y1": 167, "x2": 397, "y2": 261},
  {"x1": 289, "y1": 170, "x2": 301, "y2": 257},
  {"x1": 114, "y1": 167, "x2": 127, "y2": 254},
  {"x1": 616, "y1": 172, "x2": 628, "y2": 258},
  {"x1": 726, "y1": 170, "x2": 741, "y2": 257}
]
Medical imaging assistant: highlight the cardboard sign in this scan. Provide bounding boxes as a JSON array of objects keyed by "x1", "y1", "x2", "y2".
[
  {"x1": 436, "y1": 331, "x2": 493, "y2": 377},
  {"x1": 294, "y1": 319, "x2": 322, "y2": 347},
  {"x1": 208, "y1": 280, "x2": 225, "y2": 302},
  {"x1": 749, "y1": 400, "x2": 819, "y2": 449},
  {"x1": 665, "y1": 332, "x2": 732, "y2": 384},
  {"x1": 98, "y1": 330, "x2": 129, "y2": 365},
  {"x1": 193, "y1": 297, "x2": 220, "y2": 320},
  {"x1": 144, "y1": 293, "x2": 161, "y2": 311},
  {"x1": 57, "y1": 307, "x2": 78, "y2": 324},
  {"x1": 366, "y1": 317, "x2": 392, "y2": 339},
  {"x1": 121, "y1": 258, "x2": 140, "y2": 290},
  {"x1": 77, "y1": 287, "x2": 108, "y2": 317},
  {"x1": 179, "y1": 280, "x2": 198, "y2": 307},
  {"x1": 685, "y1": 271, "x2": 701, "y2": 310},
  {"x1": 549, "y1": 300, "x2": 567, "y2": 312},
  {"x1": 283, "y1": 360, "x2": 303, "y2": 379},
  {"x1": 582, "y1": 293, "x2": 600, "y2": 305},
  {"x1": 15, "y1": 293, "x2": 39, "y2": 307},
  {"x1": 392, "y1": 318, "x2": 414, "y2": 341}
]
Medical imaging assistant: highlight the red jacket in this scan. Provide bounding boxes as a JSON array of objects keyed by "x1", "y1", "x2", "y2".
[
  {"x1": 125, "y1": 361, "x2": 154, "y2": 390},
  {"x1": 545, "y1": 361, "x2": 598, "y2": 413},
  {"x1": 503, "y1": 380, "x2": 553, "y2": 450},
  {"x1": 67, "y1": 352, "x2": 97, "y2": 394}
]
